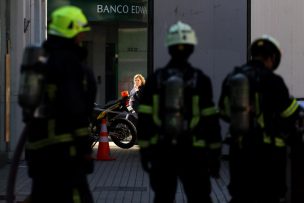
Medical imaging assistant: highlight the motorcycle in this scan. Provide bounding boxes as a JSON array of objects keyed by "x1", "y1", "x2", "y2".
[{"x1": 89, "y1": 91, "x2": 138, "y2": 149}]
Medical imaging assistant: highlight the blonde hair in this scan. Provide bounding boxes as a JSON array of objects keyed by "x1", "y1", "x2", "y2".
[{"x1": 134, "y1": 74, "x2": 146, "y2": 85}]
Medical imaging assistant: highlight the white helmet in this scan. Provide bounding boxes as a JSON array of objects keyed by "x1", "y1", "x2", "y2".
[
  {"x1": 250, "y1": 34, "x2": 282, "y2": 70},
  {"x1": 165, "y1": 21, "x2": 198, "y2": 47}
]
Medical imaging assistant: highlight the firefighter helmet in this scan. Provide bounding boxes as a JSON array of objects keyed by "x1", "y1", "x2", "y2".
[
  {"x1": 165, "y1": 21, "x2": 198, "y2": 47},
  {"x1": 48, "y1": 5, "x2": 90, "y2": 38},
  {"x1": 250, "y1": 35, "x2": 282, "y2": 70}
]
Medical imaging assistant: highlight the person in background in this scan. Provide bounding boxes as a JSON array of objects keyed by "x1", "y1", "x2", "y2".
[
  {"x1": 21, "y1": 5, "x2": 97, "y2": 203},
  {"x1": 219, "y1": 35, "x2": 302, "y2": 203},
  {"x1": 129, "y1": 73, "x2": 145, "y2": 112},
  {"x1": 137, "y1": 21, "x2": 222, "y2": 203}
]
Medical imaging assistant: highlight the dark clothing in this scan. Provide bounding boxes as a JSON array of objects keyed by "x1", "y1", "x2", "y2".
[
  {"x1": 290, "y1": 138, "x2": 304, "y2": 203},
  {"x1": 219, "y1": 60, "x2": 299, "y2": 203},
  {"x1": 289, "y1": 106, "x2": 304, "y2": 203},
  {"x1": 129, "y1": 85, "x2": 144, "y2": 112},
  {"x1": 149, "y1": 148, "x2": 212, "y2": 203},
  {"x1": 138, "y1": 60, "x2": 221, "y2": 203},
  {"x1": 228, "y1": 143, "x2": 287, "y2": 203},
  {"x1": 31, "y1": 170, "x2": 93, "y2": 203},
  {"x1": 25, "y1": 36, "x2": 97, "y2": 203}
]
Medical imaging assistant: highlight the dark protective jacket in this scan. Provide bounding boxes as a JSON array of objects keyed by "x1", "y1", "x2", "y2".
[
  {"x1": 219, "y1": 60, "x2": 300, "y2": 148},
  {"x1": 137, "y1": 60, "x2": 221, "y2": 168},
  {"x1": 129, "y1": 85, "x2": 144, "y2": 112},
  {"x1": 25, "y1": 36, "x2": 97, "y2": 176}
]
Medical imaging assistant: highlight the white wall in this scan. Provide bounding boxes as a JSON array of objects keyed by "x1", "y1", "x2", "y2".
[
  {"x1": 90, "y1": 24, "x2": 106, "y2": 105},
  {"x1": 154, "y1": 0, "x2": 248, "y2": 101},
  {"x1": 251, "y1": 0, "x2": 304, "y2": 98}
]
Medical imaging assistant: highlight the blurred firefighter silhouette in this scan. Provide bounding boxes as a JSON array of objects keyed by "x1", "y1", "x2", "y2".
[
  {"x1": 219, "y1": 35, "x2": 303, "y2": 203},
  {"x1": 137, "y1": 21, "x2": 222, "y2": 203},
  {"x1": 18, "y1": 5, "x2": 97, "y2": 203}
]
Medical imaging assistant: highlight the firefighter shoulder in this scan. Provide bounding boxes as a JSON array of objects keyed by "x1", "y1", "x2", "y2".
[
  {"x1": 227, "y1": 67, "x2": 250, "y2": 133},
  {"x1": 220, "y1": 64, "x2": 262, "y2": 131},
  {"x1": 220, "y1": 63, "x2": 303, "y2": 150},
  {"x1": 18, "y1": 45, "x2": 48, "y2": 122},
  {"x1": 137, "y1": 69, "x2": 186, "y2": 148},
  {"x1": 138, "y1": 67, "x2": 221, "y2": 175},
  {"x1": 163, "y1": 71, "x2": 184, "y2": 143}
]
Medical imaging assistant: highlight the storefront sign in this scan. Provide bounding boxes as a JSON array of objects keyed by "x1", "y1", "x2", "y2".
[
  {"x1": 97, "y1": 4, "x2": 147, "y2": 15},
  {"x1": 48, "y1": 0, "x2": 148, "y2": 23}
]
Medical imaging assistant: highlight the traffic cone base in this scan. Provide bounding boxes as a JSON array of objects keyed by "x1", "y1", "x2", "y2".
[{"x1": 96, "y1": 119, "x2": 116, "y2": 161}]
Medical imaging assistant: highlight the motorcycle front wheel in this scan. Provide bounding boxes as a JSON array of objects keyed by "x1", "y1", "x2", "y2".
[{"x1": 109, "y1": 118, "x2": 137, "y2": 149}]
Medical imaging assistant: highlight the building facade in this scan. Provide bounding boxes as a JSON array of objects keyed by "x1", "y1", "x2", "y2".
[{"x1": 0, "y1": 0, "x2": 263, "y2": 158}]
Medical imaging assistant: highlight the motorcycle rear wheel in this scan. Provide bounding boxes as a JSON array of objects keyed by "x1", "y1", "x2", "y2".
[{"x1": 109, "y1": 118, "x2": 137, "y2": 149}]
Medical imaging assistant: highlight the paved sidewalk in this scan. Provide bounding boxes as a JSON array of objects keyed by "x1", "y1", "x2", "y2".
[{"x1": 0, "y1": 143, "x2": 230, "y2": 203}]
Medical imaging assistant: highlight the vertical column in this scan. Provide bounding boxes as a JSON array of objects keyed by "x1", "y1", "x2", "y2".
[
  {"x1": 4, "y1": 0, "x2": 11, "y2": 153},
  {"x1": 5, "y1": 43, "x2": 10, "y2": 152}
]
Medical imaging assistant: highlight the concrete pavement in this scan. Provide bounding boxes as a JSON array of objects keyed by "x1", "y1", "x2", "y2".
[{"x1": 0, "y1": 143, "x2": 230, "y2": 203}]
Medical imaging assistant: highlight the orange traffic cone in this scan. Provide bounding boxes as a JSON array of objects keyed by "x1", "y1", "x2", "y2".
[{"x1": 96, "y1": 118, "x2": 116, "y2": 161}]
